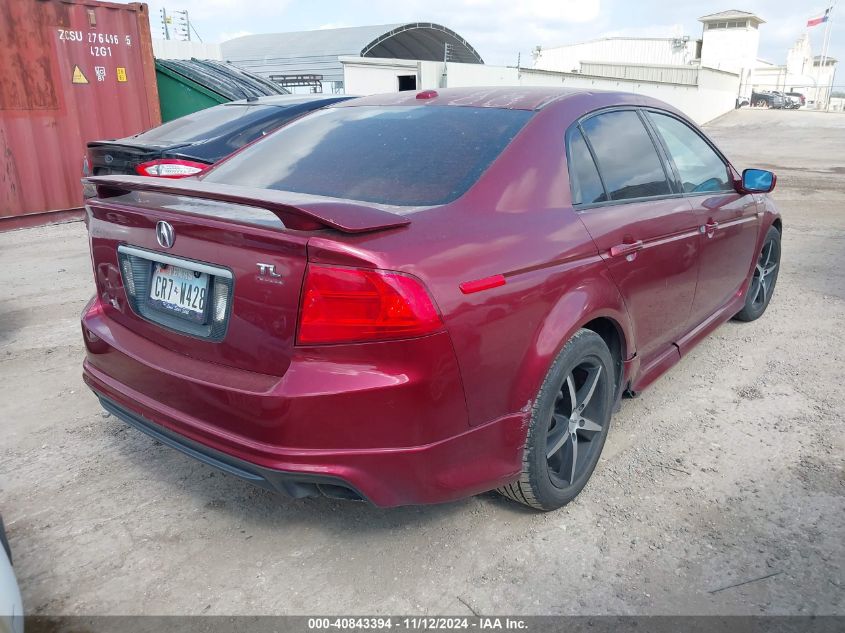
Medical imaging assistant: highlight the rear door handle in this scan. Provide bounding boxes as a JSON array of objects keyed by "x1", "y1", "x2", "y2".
[
  {"x1": 609, "y1": 240, "x2": 644, "y2": 258},
  {"x1": 704, "y1": 220, "x2": 719, "y2": 238}
]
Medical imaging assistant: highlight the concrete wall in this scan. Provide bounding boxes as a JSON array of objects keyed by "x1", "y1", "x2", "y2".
[
  {"x1": 515, "y1": 67, "x2": 737, "y2": 124},
  {"x1": 341, "y1": 57, "x2": 741, "y2": 124},
  {"x1": 695, "y1": 67, "x2": 743, "y2": 120},
  {"x1": 152, "y1": 39, "x2": 222, "y2": 60}
]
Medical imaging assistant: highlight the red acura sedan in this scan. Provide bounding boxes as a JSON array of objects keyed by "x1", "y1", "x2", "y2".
[{"x1": 80, "y1": 88, "x2": 781, "y2": 510}]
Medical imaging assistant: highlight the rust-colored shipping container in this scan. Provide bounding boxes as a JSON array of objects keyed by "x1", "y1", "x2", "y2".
[{"x1": 0, "y1": 0, "x2": 161, "y2": 229}]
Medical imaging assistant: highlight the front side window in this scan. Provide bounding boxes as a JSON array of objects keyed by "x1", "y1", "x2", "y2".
[
  {"x1": 580, "y1": 110, "x2": 672, "y2": 201},
  {"x1": 647, "y1": 112, "x2": 732, "y2": 194},
  {"x1": 203, "y1": 105, "x2": 532, "y2": 207}
]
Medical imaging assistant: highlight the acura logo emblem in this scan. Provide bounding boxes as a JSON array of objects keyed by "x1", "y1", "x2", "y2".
[{"x1": 156, "y1": 221, "x2": 175, "y2": 249}]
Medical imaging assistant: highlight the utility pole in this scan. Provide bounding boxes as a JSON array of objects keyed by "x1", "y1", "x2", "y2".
[
  {"x1": 160, "y1": 7, "x2": 170, "y2": 40},
  {"x1": 160, "y1": 8, "x2": 201, "y2": 42},
  {"x1": 171, "y1": 10, "x2": 191, "y2": 42}
]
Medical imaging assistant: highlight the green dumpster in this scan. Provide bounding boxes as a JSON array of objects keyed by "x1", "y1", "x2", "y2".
[
  {"x1": 154, "y1": 59, "x2": 288, "y2": 122},
  {"x1": 155, "y1": 62, "x2": 228, "y2": 122}
]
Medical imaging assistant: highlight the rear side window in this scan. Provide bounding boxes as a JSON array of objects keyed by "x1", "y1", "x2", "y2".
[
  {"x1": 581, "y1": 110, "x2": 672, "y2": 201},
  {"x1": 566, "y1": 127, "x2": 606, "y2": 205},
  {"x1": 647, "y1": 112, "x2": 732, "y2": 193},
  {"x1": 203, "y1": 105, "x2": 533, "y2": 206}
]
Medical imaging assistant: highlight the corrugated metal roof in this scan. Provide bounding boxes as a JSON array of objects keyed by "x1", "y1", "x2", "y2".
[{"x1": 221, "y1": 23, "x2": 483, "y2": 85}]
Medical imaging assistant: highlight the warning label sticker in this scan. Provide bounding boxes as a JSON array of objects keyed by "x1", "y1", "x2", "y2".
[
  {"x1": 116, "y1": 67, "x2": 127, "y2": 82},
  {"x1": 71, "y1": 65, "x2": 88, "y2": 84}
]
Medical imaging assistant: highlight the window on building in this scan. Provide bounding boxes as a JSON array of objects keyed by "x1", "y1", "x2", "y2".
[
  {"x1": 565, "y1": 127, "x2": 606, "y2": 205},
  {"x1": 580, "y1": 111, "x2": 672, "y2": 201},
  {"x1": 647, "y1": 112, "x2": 732, "y2": 194},
  {"x1": 397, "y1": 75, "x2": 417, "y2": 91}
]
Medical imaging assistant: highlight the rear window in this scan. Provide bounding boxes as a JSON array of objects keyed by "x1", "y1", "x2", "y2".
[
  {"x1": 130, "y1": 103, "x2": 276, "y2": 144},
  {"x1": 202, "y1": 105, "x2": 533, "y2": 206}
]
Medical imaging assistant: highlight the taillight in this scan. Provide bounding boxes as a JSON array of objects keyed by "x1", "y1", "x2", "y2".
[
  {"x1": 135, "y1": 158, "x2": 208, "y2": 178},
  {"x1": 297, "y1": 265, "x2": 443, "y2": 345}
]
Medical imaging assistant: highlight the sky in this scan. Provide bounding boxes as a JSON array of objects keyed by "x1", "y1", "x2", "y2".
[{"x1": 143, "y1": 0, "x2": 842, "y2": 71}]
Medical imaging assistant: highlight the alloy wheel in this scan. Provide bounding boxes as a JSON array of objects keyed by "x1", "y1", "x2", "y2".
[
  {"x1": 545, "y1": 358, "x2": 608, "y2": 488},
  {"x1": 749, "y1": 235, "x2": 780, "y2": 311}
]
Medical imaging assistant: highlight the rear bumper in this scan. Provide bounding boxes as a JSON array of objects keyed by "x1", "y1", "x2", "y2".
[
  {"x1": 82, "y1": 301, "x2": 526, "y2": 507},
  {"x1": 96, "y1": 395, "x2": 369, "y2": 501}
]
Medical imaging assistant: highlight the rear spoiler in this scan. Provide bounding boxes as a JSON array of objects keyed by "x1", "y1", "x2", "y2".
[{"x1": 83, "y1": 175, "x2": 411, "y2": 234}]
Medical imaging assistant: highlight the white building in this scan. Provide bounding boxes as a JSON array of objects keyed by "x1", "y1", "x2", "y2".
[
  {"x1": 533, "y1": 37, "x2": 700, "y2": 73},
  {"x1": 220, "y1": 23, "x2": 484, "y2": 93},
  {"x1": 341, "y1": 9, "x2": 754, "y2": 124},
  {"x1": 533, "y1": 10, "x2": 764, "y2": 102},
  {"x1": 752, "y1": 33, "x2": 838, "y2": 107},
  {"x1": 341, "y1": 56, "x2": 740, "y2": 125},
  {"x1": 698, "y1": 10, "x2": 763, "y2": 74},
  {"x1": 813, "y1": 56, "x2": 839, "y2": 106},
  {"x1": 530, "y1": 9, "x2": 839, "y2": 109}
]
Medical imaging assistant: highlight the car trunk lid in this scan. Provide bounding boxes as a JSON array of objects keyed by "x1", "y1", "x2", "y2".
[
  {"x1": 86, "y1": 140, "x2": 192, "y2": 176},
  {"x1": 83, "y1": 176, "x2": 410, "y2": 376}
]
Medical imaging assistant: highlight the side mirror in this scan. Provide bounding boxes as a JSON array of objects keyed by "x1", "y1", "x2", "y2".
[{"x1": 741, "y1": 168, "x2": 776, "y2": 193}]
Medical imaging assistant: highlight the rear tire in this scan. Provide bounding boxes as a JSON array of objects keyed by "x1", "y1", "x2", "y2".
[
  {"x1": 734, "y1": 226, "x2": 781, "y2": 322},
  {"x1": 498, "y1": 329, "x2": 615, "y2": 511}
]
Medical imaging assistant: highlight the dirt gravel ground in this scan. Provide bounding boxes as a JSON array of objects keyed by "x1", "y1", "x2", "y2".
[{"x1": 1, "y1": 109, "x2": 843, "y2": 616}]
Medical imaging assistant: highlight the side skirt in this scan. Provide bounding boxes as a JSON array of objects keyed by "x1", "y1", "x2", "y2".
[
  {"x1": 675, "y1": 292, "x2": 746, "y2": 357},
  {"x1": 629, "y1": 291, "x2": 746, "y2": 393}
]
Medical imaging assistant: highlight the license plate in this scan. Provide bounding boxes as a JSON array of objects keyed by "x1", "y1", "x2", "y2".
[{"x1": 148, "y1": 262, "x2": 209, "y2": 323}]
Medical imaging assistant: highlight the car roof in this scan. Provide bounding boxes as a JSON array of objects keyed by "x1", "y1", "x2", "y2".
[
  {"x1": 226, "y1": 94, "x2": 354, "y2": 107},
  {"x1": 334, "y1": 87, "x2": 692, "y2": 123},
  {"x1": 335, "y1": 87, "x2": 592, "y2": 111}
]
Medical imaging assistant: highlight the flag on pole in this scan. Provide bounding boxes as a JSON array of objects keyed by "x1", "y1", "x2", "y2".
[{"x1": 807, "y1": 7, "x2": 831, "y2": 27}]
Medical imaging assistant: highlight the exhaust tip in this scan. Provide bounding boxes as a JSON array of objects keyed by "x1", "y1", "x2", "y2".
[{"x1": 317, "y1": 483, "x2": 364, "y2": 502}]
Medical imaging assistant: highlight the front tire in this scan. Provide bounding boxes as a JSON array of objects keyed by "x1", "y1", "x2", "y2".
[
  {"x1": 498, "y1": 329, "x2": 615, "y2": 511},
  {"x1": 734, "y1": 225, "x2": 781, "y2": 322}
]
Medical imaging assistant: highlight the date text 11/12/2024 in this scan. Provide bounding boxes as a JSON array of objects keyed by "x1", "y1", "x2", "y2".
[{"x1": 307, "y1": 617, "x2": 529, "y2": 630}]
